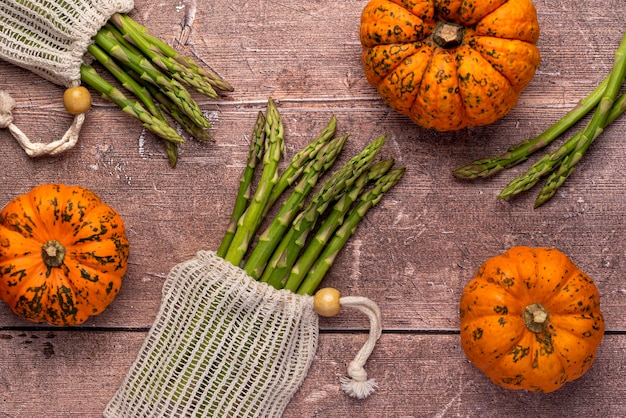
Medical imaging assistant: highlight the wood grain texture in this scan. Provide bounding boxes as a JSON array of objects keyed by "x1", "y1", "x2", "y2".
[
  {"x1": 0, "y1": 0, "x2": 625, "y2": 416},
  {"x1": 0, "y1": 331, "x2": 623, "y2": 417}
]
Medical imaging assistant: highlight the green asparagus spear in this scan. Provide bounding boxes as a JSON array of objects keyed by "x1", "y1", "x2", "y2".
[
  {"x1": 499, "y1": 32, "x2": 626, "y2": 205},
  {"x1": 87, "y1": 38, "x2": 190, "y2": 168},
  {"x1": 164, "y1": 140, "x2": 179, "y2": 168},
  {"x1": 223, "y1": 99, "x2": 284, "y2": 266},
  {"x1": 80, "y1": 64, "x2": 184, "y2": 145},
  {"x1": 141, "y1": 80, "x2": 212, "y2": 141},
  {"x1": 217, "y1": 112, "x2": 266, "y2": 258},
  {"x1": 113, "y1": 13, "x2": 233, "y2": 93},
  {"x1": 452, "y1": 74, "x2": 610, "y2": 179},
  {"x1": 243, "y1": 134, "x2": 348, "y2": 279},
  {"x1": 108, "y1": 14, "x2": 219, "y2": 98},
  {"x1": 283, "y1": 158, "x2": 395, "y2": 292},
  {"x1": 533, "y1": 33, "x2": 626, "y2": 207},
  {"x1": 296, "y1": 167, "x2": 405, "y2": 295},
  {"x1": 93, "y1": 28, "x2": 210, "y2": 129},
  {"x1": 454, "y1": 32, "x2": 626, "y2": 208},
  {"x1": 87, "y1": 43, "x2": 168, "y2": 123},
  {"x1": 498, "y1": 89, "x2": 626, "y2": 202},
  {"x1": 264, "y1": 115, "x2": 338, "y2": 215},
  {"x1": 95, "y1": 23, "x2": 203, "y2": 150},
  {"x1": 261, "y1": 135, "x2": 388, "y2": 289}
]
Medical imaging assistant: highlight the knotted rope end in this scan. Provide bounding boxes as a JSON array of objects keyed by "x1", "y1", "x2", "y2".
[
  {"x1": 340, "y1": 359, "x2": 378, "y2": 399},
  {"x1": 312, "y1": 289, "x2": 383, "y2": 399},
  {"x1": 337, "y1": 295, "x2": 383, "y2": 400}
]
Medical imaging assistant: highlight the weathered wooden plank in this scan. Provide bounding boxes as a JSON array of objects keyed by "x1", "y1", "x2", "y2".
[
  {"x1": 0, "y1": 331, "x2": 623, "y2": 417},
  {"x1": 1, "y1": 1, "x2": 625, "y2": 332},
  {"x1": 0, "y1": 102, "x2": 623, "y2": 330},
  {"x1": 288, "y1": 333, "x2": 626, "y2": 417}
]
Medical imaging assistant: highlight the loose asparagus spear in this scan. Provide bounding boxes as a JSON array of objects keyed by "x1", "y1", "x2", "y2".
[
  {"x1": 533, "y1": 34, "x2": 626, "y2": 207},
  {"x1": 223, "y1": 99, "x2": 284, "y2": 266},
  {"x1": 80, "y1": 65, "x2": 184, "y2": 145},
  {"x1": 283, "y1": 158, "x2": 395, "y2": 292},
  {"x1": 453, "y1": 74, "x2": 610, "y2": 179},
  {"x1": 243, "y1": 134, "x2": 348, "y2": 279},
  {"x1": 500, "y1": 32, "x2": 626, "y2": 206},
  {"x1": 296, "y1": 167, "x2": 405, "y2": 295},
  {"x1": 261, "y1": 135, "x2": 388, "y2": 289},
  {"x1": 217, "y1": 112, "x2": 266, "y2": 258},
  {"x1": 497, "y1": 92, "x2": 626, "y2": 204}
]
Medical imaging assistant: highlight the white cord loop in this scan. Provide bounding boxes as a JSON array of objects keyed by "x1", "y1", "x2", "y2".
[
  {"x1": 0, "y1": 89, "x2": 85, "y2": 157},
  {"x1": 337, "y1": 295, "x2": 382, "y2": 399}
]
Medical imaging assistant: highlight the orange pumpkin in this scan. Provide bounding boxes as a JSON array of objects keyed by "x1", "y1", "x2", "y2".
[
  {"x1": 0, "y1": 184, "x2": 129, "y2": 326},
  {"x1": 459, "y1": 246, "x2": 604, "y2": 392},
  {"x1": 360, "y1": 0, "x2": 541, "y2": 131}
]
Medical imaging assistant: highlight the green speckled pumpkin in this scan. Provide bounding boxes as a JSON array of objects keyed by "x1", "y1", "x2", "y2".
[
  {"x1": 360, "y1": 0, "x2": 541, "y2": 131},
  {"x1": 0, "y1": 184, "x2": 129, "y2": 326},
  {"x1": 459, "y1": 246, "x2": 604, "y2": 393}
]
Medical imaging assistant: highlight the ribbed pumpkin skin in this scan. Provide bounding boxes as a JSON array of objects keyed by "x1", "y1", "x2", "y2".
[
  {"x1": 360, "y1": 0, "x2": 541, "y2": 131},
  {"x1": 459, "y1": 246, "x2": 604, "y2": 393},
  {"x1": 0, "y1": 184, "x2": 129, "y2": 326}
]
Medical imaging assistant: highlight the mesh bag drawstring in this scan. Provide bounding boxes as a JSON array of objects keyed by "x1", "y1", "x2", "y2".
[{"x1": 0, "y1": 0, "x2": 134, "y2": 155}]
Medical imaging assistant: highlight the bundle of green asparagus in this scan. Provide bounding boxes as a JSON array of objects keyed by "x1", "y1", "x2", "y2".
[
  {"x1": 217, "y1": 98, "x2": 404, "y2": 295},
  {"x1": 81, "y1": 13, "x2": 233, "y2": 167},
  {"x1": 454, "y1": 31, "x2": 626, "y2": 208}
]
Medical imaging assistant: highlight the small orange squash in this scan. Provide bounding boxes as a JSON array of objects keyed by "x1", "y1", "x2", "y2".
[
  {"x1": 0, "y1": 184, "x2": 129, "y2": 326},
  {"x1": 360, "y1": 0, "x2": 541, "y2": 131},
  {"x1": 459, "y1": 246, "x2": 604, "y2": 393}
]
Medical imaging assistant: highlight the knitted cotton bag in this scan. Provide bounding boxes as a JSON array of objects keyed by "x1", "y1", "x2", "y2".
[
  {"x1": 0, "y1": 0, "x2": 134, "y2": 156},
  {"x1": 104, "y1": 250, "x2": 382, "y2": 418}
]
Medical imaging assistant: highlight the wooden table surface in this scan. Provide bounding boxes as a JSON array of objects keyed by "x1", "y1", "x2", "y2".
[{"x1": 1, "y1": 0, "x2": 625, "y2": 416}]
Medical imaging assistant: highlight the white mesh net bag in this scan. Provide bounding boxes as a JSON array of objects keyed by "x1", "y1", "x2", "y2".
[
  {"x1": 104, "y1": 250, "x2": 382, "y2": 418},
  {"x1": 0, "y1": 0, "x2": 134, "y2": 156}
]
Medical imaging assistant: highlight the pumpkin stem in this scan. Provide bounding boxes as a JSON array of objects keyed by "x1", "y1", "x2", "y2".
[
  {"x1": 523, "y1": 303, "x2": 549, "y2": 333},
  {"x1": 432, "y1": 21, "x2": 465, "y2": 49},
  {"x1": 42, "y1": 240, "x2": 66, "y2": 268}
]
